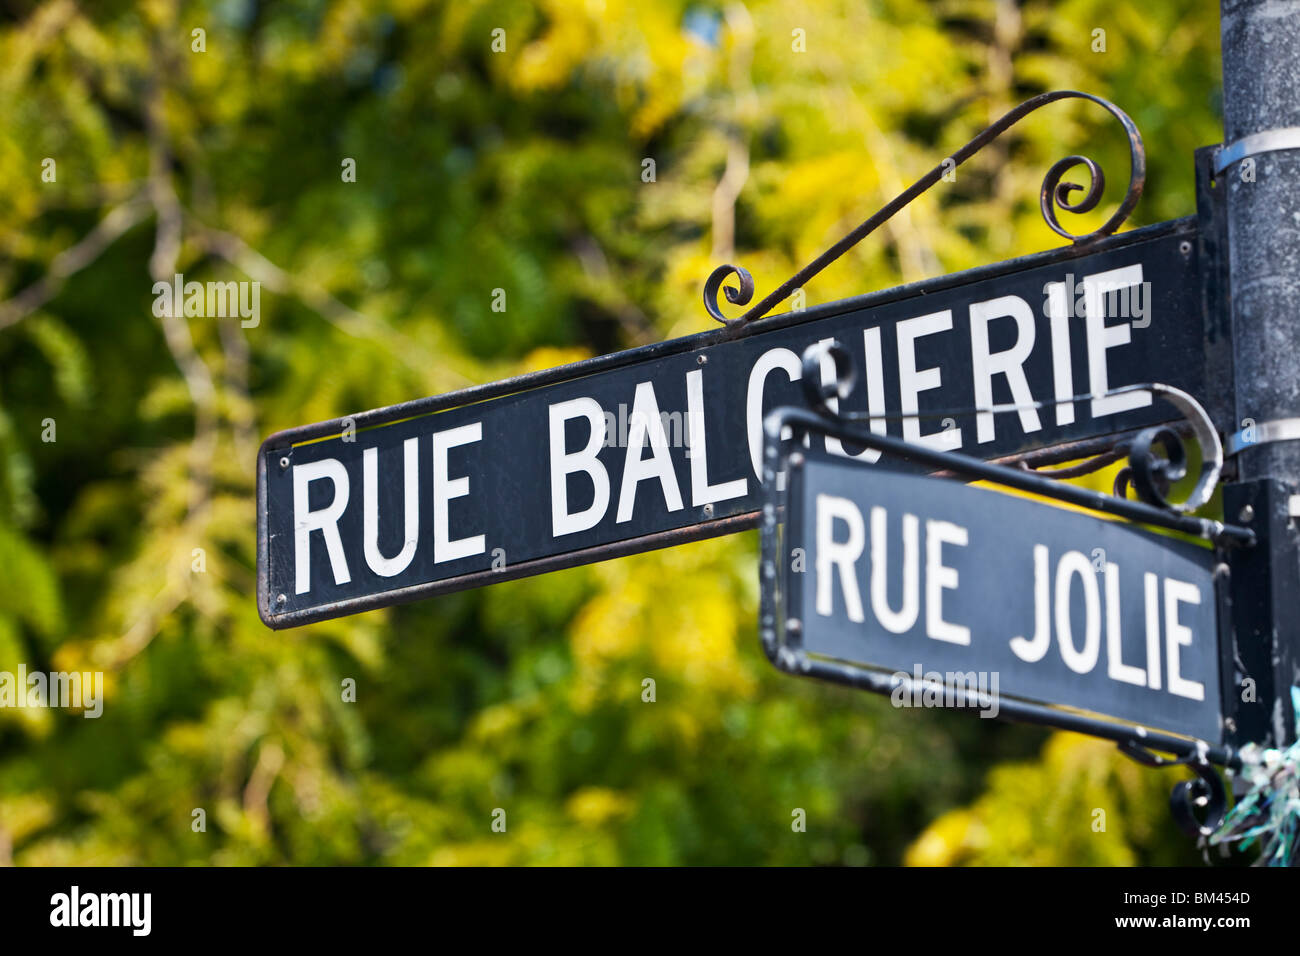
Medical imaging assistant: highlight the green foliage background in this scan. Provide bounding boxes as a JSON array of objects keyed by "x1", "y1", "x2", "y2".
[{"x1": 0, "y1": 0, "x2": 1227, "y2": 865}]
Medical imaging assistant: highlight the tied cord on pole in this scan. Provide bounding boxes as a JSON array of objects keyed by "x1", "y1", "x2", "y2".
[{"x1": 1210, "y1": 687, "x2": 1300, "y2": 866}]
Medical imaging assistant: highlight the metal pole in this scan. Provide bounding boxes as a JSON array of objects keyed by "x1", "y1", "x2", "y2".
[{"x1": 1220, "y1": 0, "x2": 1300, "y2": 747}]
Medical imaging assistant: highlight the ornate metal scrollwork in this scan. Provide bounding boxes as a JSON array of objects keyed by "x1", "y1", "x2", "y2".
[
  {"x1": 1170, "y1": 762, "x2": 1232, "y2": 841},
  {"x1": 701, "y1": 265, "x2": 754, "y2": 327},
  {"x1": 1040, "y1": 154, "x2": 1106, "y2": 240},
  {"x1": 1112, "y1": 384, "x2": 1223, "y2": 514},
  {"x1": 1119, "y1": 740, "x2": 1229, "y2": 840},
  {"x1": 704, "y1": 90, "x2": 1146, "y2": 328}
]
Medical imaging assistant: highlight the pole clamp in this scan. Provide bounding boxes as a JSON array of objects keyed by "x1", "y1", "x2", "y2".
[
  {"x1": 1214, "y1": 127, "x2": 1300, "y2": 174},
  {"x1": 1226, "y1": 417, "x2": 1300, "y2": 456}
]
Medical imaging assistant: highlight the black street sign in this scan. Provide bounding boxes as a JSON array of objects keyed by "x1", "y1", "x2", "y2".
[
  {"x1": 779, "y1": 450, "x2": 1224, "y2": 742},
  {"x1": 259, "y1": 217, "x2": 1221, "y2": 628}
]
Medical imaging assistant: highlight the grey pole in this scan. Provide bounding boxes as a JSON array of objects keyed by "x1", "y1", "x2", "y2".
[{"x1": 1220, "y1": 0, "x2": 1300, "y2": 747}]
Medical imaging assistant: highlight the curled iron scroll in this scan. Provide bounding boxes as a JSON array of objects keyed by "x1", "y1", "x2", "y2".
[
  {"x1": 1119, "y1": 740, "x2": 1229, "y2": 840},
  {"x1": 704, "y1": 90, "x2": 1146, "y2": 328},
  {"x1": 1113, "y1": 384, "x2": 1223, "y2": 514}
]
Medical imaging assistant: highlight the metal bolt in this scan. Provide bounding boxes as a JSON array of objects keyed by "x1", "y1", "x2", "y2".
[
  {"x1": 1224, "y1": 717, "x2": 1237, "y2": 733},
  {"x1": 785, "y1": 618, "x2": 802, "y2": 635},
  {"x1": 279, "y1": 456, "x2": 290, "y2": 470},
  {"x1": 1238, "y1": 503, "x2": 1255, "y2": 524},
  {"x1": 696, "y1": 354, "x2": 708, "y2": 365},
  {"x1": 275, "y1": 593, "x2": 287, "y2": 606},
  {"x1": 789, "y1": 452, "x2": 805, "y2": 468},
  {"x1": 702, "y1": 503, "x2": 714, "y2": 517},
  {"x1": 1179, "y1": 240, "x2": 1193, "y2": 256}
]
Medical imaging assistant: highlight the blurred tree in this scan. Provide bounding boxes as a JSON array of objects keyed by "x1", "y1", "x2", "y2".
[
  {"x1": 906, "y1": 733, "x2": 1214, "y2": 866},
  {"x1": 0, "y1": 0, "x2": 1222, "y2": 865}
]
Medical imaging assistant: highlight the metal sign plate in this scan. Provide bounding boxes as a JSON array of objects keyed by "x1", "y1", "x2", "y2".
[
  {"x1": 259, "y1": 219, "x2": 1216, "y2": 628},
  {"x1": 777, "y1": 450, "x2": 1223, "y2": 742}
]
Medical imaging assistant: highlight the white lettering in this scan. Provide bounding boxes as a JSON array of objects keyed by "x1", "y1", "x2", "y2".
[{"x1": 549, "y1": 398, "x2": 610, "y2": 536}]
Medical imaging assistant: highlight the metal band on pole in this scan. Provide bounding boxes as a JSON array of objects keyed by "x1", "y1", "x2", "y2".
[
  {"x1": 1213, "y1": 126, "x2": 1300, "y2": 173},
  {"x1": 1225, "y1": 417, "x2": 1300, "y2": 456}
]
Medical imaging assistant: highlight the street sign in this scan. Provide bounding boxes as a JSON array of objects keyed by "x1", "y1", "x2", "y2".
[
  {"x1": 259, "y1": 218, "x2": 1220, "y2": 628},
  {"x1": 777, "y1": 449, "x2": 1224, "y2": 742}
]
